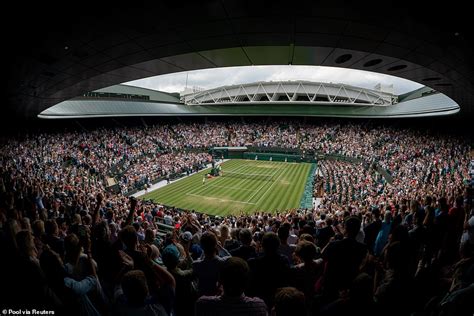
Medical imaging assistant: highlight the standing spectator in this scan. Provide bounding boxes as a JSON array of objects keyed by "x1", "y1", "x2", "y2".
[
  {"x1": 278, "y1": 223, "x2": 296, "y2": 265},
  {"x1": 318, "y1": 216, "x2": 367, "y2": 301},
  {"x1": 374, "y1": 211, "x2": 392, "y2": 257},
  {"x1": 44, "y1": 219, "x2": 65, "y2": 259},
  {"x1": 291, "y1": 241, "x2": 323, "y2": 304},
  {"x1": 113, "y1": 270, "x2": 168, "y2": 316},
  {"x1": 162, "y1": 244, "x2": 196, "y2": 316},
  {"x1": 364, "y1": 208, "x2": 382, "y2": 255},
  {"x1": 445, "y1": 196, "x2": 466, "y2": 262},
  {"x1": 272, "y1": 287, "x2": 305, "y2": 316},
  {"x1": 316, "y1": 217, "x2": 336, "y2": 249},
  {"x1": 433, "y1": 197, "x2": 450, "y2": 263},
  {"x1": 193, "y1": 232, "x2": 229, "y2": 296},
  {"x1": 230, "y1": 228, "x2": 257, "y2": 261},
  {"x1": 374, "y1": 241, "x2": 415, "y2": 316},
  {"x1": 248, "y1": 232, "x2": 290, "y2": 309},
  {"x1": 63, "y1": 233, "x2": 104, "y2": 316},
  {"x1": 196, "y1": 257, "x2": 267, "y2": 316}
]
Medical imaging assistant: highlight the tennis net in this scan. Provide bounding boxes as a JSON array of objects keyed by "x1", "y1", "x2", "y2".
[{"x1": 221, "y1": 171, "x2": 274, "y2": 181}]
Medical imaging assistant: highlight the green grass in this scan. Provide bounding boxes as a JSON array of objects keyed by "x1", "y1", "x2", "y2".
[{"x1": 141, "y1": 159, "x2": 313, "y2": 216}]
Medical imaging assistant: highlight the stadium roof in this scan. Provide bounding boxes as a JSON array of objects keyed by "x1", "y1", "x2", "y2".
[
  {"x1": 39, "y1": 83, "x2": 458, "y2": 119},
  {"x1": 92, "y1": 84, "x2": 181, "y2": 103},
  {"x1": 5, "y1": 0, "x2": 474, "y2": 121}
]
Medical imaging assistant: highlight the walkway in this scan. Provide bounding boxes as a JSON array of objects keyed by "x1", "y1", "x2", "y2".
[{"x1": 132, "y1": 159, "x2": 228, "y2": 198}]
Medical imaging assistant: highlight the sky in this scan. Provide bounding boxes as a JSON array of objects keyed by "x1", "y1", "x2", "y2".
[{"x1": 126, "y1": 65, "x2": 424, "y2": 95}]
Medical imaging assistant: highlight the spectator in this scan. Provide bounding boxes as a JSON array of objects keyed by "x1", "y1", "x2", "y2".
[
  {"x1": 162, "y1": 244, "x2": 196, "y2": 316},
  {"x1": 374, "y1": 241, "x2": 415, "y2": 316},
  {"x1": 230, "y1": 228, "x2": 257, "y2": 261},
  {"x1": 248, "y1": 232, "x2": 290, "y2": 309},
  {"x1": 374, "y1": 211, "x2": 392, "y2": 257},
  {"x1": 193, "y1": 232, "x2": 229, "y2": 296},
  {"x1": 114, "y1": 270, "x2": 168, "y2": 315},
  {"x1": 291, "y1": 240, "x2": 323, "y2": 304},
  {"x1": 278, "y1": 223, "x2": 296, "y2": 265},
  {"x1": 318, "y1": 216, "x2": 368, "y2": 301},
  {"x1": 364, "y1": 208, "x2": 382, "y2": 255},
  {"x1": 0, "y1": 120, "x2": 472, "y2": 316},
  {"x1": 272, "y1": 287, "x2": 305, "y2": 316},
  {"x1": 196, "y1": 257, "x2": 267, "y2": 316},
  {"x1": 44, "y1": 219, "x2": 65, "y2": 259}
]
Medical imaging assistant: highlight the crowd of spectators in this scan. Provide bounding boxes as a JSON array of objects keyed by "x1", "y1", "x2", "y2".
[
  {"x1": 119, "y1": 152, "x2": 211, "y2": 193},
  {"x1": 1, "y1": 120, "x2": 473, "y2": 316}
]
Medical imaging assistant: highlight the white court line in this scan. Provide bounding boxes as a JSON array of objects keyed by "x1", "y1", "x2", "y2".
[
  {"x1": 187, "y1": 193, "x2": 256, "y2": 205},
  {"x1": 251, "y1": 166, "x2": 287, "y2": 205},
  {"x1": 133, "y1": 161, "x2": 218, "y2": 198},
  {"x1": 206, "y1": 184, "x2": 255, "y2": 192},
  {"x1": 199, "y1": 165, "x2": 282, "y2": 200},
  {"x1": 245, "y1": 166, "x2": 284, "y2": 203},
  {"x1": 185, "y1": 161, "x2": 248, "y2": 196}
]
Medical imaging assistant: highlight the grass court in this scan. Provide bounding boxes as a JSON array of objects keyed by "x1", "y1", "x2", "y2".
[{"x1": 142, "y1": 159, "x2": 313, "y2": 215}]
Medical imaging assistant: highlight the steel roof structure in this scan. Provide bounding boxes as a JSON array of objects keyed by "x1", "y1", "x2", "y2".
[{"x1": 182, "y1": 81, "x2": 398, "y2": 106}]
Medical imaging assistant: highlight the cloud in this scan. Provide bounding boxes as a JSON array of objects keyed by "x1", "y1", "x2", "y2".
[{"x1": 126, "y1": 66, "x2": 423, "y2": 95}]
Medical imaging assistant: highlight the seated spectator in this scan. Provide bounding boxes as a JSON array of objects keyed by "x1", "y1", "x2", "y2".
[{"x1": 196, "y1": 257, "x2": 267, "y2": 316}]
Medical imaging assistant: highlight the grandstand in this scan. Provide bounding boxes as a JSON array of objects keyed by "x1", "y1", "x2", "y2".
[{"x1": 1, "y1": 117, "x2": 473, "y2": 316}]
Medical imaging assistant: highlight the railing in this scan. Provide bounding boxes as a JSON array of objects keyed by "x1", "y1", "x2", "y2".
[{"x1": 300, "y1": 163, "x2": 317, "y2": 209}]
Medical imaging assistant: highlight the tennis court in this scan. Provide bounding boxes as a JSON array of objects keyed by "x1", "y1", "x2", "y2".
[{"x1": 142, "y1": 159, "x2": 313, "y2": 215}]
